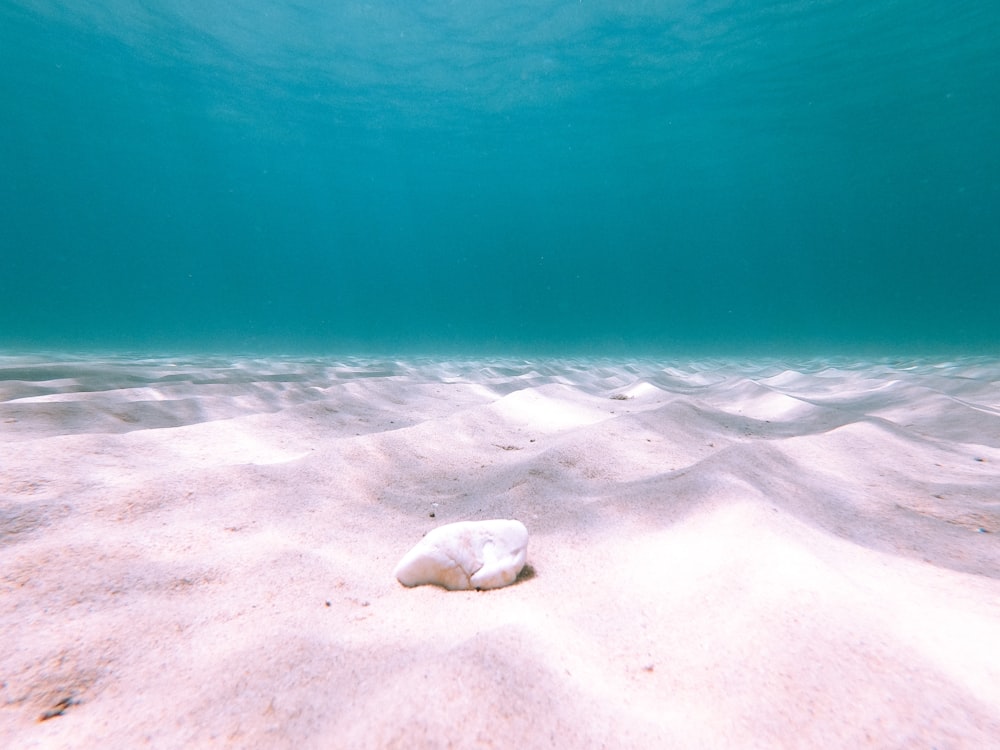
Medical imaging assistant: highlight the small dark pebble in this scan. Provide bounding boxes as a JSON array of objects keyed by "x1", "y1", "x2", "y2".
[
  {"x1": 325, "y1": 601, "x2": 331, "y2": 607},
  {"x1": 38, "y1": 696, "x2": 77, "y2": 722},
  {"x1": 429, "y1": 512, "x2": 436, "y2": 518}
]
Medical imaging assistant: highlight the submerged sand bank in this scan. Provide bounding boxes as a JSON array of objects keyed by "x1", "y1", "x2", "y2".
[{"x1": 2, "y1": 354, "x2": 999, "y2": 748}]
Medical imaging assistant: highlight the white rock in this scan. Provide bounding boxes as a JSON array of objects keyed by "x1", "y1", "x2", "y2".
[{"x1": 394, "y1": 519, "x2": 529, "y2": 591}]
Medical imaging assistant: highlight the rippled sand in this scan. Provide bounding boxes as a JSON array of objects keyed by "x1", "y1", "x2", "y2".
[{"x1": 2, "y1": 354, "x2": 999, "y2": 748}]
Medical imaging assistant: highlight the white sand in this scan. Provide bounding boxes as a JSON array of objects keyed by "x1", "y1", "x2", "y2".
[{"x1": 2, "y1": 353, "x2": 999, "y2": 748}]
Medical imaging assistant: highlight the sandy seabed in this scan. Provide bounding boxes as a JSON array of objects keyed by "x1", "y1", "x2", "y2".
[{"x1": 1, "y1": 353, "x2": 998, "y2": 749}]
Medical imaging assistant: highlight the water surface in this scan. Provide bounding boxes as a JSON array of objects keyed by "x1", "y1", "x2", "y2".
[{"x1": 2, "y1": 1, "x2": 997, "y2": 355}]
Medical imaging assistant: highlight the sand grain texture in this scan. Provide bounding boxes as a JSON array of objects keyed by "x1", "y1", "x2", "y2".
[{"x1": 2, "y1": 354, "x2": 999, "y2": 748}]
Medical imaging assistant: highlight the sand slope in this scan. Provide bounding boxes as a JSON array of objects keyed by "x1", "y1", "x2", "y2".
[{"x1": 2, "y1": 354, "x2": 999, "y2": 748}]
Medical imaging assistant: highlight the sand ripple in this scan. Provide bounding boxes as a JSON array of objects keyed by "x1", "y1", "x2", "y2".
[{"x1": 2, "y1": 354, "x2": 998, "y2": 747}]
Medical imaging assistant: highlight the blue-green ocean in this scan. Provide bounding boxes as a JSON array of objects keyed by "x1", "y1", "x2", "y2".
[{"x1": 2, "y1": 1, "x2": 998, "y2": 356}]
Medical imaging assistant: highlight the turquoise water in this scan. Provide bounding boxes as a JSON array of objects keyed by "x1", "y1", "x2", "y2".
[{"x1": 2, "y1": 1, "x2": 998, "y2": 355}]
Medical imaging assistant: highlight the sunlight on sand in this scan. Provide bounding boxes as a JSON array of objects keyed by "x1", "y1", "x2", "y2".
[{"x1": 1, "y1": 353, "x2": 998, "y2": 748}]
